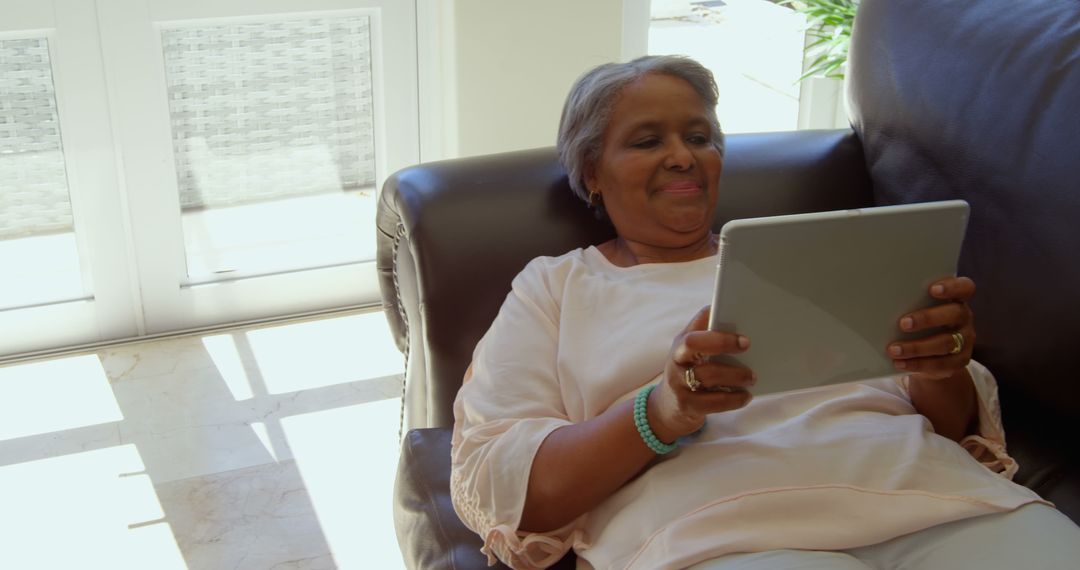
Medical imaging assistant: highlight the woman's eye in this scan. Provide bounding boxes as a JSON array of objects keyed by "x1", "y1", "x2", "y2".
[
  {"x1": 687, "y1": 134, "x2": 710, "y2": 145},
  {"x1": 631, "y1": 138, "x2": 659, "y2": 149}
]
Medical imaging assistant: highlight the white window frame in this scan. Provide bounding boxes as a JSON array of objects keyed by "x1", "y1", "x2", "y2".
[
  {"x1": 95, "y1": 0, "x2": 419, "y2": 335},
  {"x1": 0, "y1": 0, "x2": 141, "y2": 356}
]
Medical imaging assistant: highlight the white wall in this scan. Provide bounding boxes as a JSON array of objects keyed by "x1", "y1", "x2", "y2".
[{"x1": 424, "y1": 0, "x2": 640, "y2": 160}]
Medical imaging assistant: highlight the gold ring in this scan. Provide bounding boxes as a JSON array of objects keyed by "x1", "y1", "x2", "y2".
[
  {"x1": 685, "y1": 366, "x2": 702, "y2": 392},
  {"x1": 949, "y1": 332, "x2": 964, "y2": 355}
]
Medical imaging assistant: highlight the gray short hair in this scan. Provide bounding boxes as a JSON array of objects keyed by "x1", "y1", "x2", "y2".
[{"x1": 556, "y1": 55, "x2": 726, "y2": 209}]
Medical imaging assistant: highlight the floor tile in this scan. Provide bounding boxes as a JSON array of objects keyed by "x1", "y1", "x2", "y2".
[{"x1": 0, "y1": 309, "x2": 407, "y2": 569}]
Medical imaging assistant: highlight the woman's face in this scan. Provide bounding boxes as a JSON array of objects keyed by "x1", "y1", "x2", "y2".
[{"x1": 586, "y1": 73, "x2": 722, "y2": 248}]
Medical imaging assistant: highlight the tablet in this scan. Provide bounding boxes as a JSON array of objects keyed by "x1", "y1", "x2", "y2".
[{"x1": 707, "y1": 200, "x2": 970, "y2": 395}]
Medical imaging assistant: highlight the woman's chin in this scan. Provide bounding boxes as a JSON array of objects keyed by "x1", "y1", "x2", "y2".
[{"x1": 658, "y1": 209, "x2": 713, "y2": 235}]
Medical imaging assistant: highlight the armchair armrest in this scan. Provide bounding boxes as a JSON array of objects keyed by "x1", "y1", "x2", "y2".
[{"x1": 394, "y1": 428, "x2": 575, "y2": 570}]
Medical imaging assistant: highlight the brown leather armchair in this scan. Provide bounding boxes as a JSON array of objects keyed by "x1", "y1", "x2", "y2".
[
  {"x1": 377, "y1": 1, "x2": 1080, "y2": 567},
  {"x1": 378, "y1": 131, "x2": 873, "y2": 569}
]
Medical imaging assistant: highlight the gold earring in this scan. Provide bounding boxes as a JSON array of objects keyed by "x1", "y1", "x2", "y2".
[{"x1": 587, "y1": 189, "x2": 602, "y2": 206}]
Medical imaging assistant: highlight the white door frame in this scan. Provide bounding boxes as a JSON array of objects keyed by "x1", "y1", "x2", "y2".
[
  {"x1": 96, "y1": 0, "x2": 419, "y2": 334},
  {"x1": 0, "y1": 0, "x2": 140, "y2": 356}
]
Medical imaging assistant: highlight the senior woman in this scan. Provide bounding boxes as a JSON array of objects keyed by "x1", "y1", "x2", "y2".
[{"x1": 449, "y1": 56, "x2": 1079, "y2": 570}]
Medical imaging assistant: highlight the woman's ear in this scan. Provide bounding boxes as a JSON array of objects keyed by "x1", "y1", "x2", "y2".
[{"x1": 583, "y1": 162, "x2": 600, "y2": 196}]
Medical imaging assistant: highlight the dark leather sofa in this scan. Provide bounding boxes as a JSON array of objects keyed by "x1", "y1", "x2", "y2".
[{"x1": 377, "y1": 0, "x2": 1080, "y2": 567}]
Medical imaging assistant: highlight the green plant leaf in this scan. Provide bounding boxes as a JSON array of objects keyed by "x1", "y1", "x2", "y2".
[{"x1": 787, "y1": 0, "x2": 858, "y2": 82}]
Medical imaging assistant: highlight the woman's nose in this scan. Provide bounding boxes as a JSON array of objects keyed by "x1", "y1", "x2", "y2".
[{"x1": 664, "y1": 140, "x2": 694, "y2": 170}]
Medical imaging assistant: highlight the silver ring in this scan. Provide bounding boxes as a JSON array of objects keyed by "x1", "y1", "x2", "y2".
[
  {"x1": 685, "y1": 366, "x2": 702, "y2": 392},
  {"x1": 950, "y1": 332, "x2": 965, "y2": 355}
]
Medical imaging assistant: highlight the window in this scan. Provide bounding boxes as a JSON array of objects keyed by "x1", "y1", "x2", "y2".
[
  {"x1": 0, "y1": 37, "x2": 87, "y2": 310},
  {"x1": 648, "y1": 0, "x2": 847, "y2": 133},
  {"x1": 161, "y1": 16, "x2": 379, "y2": 280},
  {"x1": 0, "y1": 0, "x2": 419, "y2": 357}
]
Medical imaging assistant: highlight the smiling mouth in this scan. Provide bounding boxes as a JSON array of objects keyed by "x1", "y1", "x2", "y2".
[{"x1": 658, "y1": 181, "x2": 702, "y2": 194}]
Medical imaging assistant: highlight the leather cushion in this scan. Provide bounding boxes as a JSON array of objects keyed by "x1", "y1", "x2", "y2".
[{"x1": 848, "y1": 0, "x2": 1080, "y2": 420}]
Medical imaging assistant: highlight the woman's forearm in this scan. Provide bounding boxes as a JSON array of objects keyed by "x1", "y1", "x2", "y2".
[
  {"x1": 520, "y1": 392, "x2": 669, "y2": 532},
  {"x1": 907, "y1": 368, "x2": 978, "y2": 442}
]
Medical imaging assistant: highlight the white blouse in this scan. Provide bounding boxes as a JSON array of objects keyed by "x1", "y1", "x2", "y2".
[{"x1": 450, "y1": 247, "x2": 1045, "y2": 570}]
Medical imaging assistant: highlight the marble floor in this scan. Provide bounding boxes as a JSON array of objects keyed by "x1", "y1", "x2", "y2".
[{"x1": 0, "y1": 309, "x2": 407, "y2": 569}]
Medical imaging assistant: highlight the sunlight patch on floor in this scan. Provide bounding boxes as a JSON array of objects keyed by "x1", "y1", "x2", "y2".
[
  {"x1": 282, "y1": 398, "x2": 404, "y2": 570},
  {"x1": 201, "y1": 333, "x2": 255, "y2": 401},
  {"x1": 0, "y1": 444, "x2": 185, "y2": 569},
  {"x1": 243, "y1": 311, "x2": 404, "y2": 395},
  {"x1": 0, "y1": 354, "x2": 122, "y2": 442}
]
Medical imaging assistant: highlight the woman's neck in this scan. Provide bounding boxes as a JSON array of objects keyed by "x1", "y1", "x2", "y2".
[{"x1": 600, "y1": 233, "x2": 718, "y2": 267}]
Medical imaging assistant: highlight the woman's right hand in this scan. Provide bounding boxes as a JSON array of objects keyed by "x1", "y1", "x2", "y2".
[{"x1": 650, "y1": 306, "x2": 756, "y2": 441}]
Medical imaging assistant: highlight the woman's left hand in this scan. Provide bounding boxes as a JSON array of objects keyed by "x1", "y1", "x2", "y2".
[{"x1": 887, "y1": 276, "x2": 975, "y2": 380}]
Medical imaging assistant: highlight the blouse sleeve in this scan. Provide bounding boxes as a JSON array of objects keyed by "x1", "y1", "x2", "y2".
[
  {"x1": 897, "y1": 359, "x2": 1018, "y2": 479},
  {"x1": 450, "y1": 261, "x2": 587, "y2": 569},
  {"x1": 957, "y1": 359, "x2": 1019, "y2": 479}
]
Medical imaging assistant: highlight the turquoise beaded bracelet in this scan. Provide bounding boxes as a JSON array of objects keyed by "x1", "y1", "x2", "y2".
[{"x1": 633, "y1": 385, "x2": 678, "y2": 455}]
